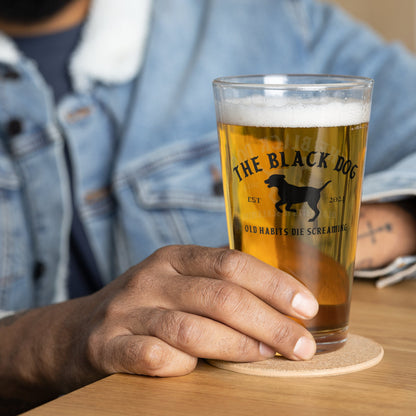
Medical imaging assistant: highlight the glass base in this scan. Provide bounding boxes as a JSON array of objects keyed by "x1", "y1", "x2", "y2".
[{"x1": 312, "y1": 327, "x2": 348, "y2": 353}]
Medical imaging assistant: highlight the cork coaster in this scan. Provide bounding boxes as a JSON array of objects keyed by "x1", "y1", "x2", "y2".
[{"x1": 207, "y1": 334, "x2": 383, "y2": 377}]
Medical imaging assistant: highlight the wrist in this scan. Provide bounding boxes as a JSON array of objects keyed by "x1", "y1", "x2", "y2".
[
  {"x1": 0, "y1": 296, "x2": 99, "y2": 403},
  {"x1": 356, "y1": 201, "x2": 416, "y2": 269}
]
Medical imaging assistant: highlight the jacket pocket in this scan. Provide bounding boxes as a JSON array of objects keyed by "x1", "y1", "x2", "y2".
[{"x1": 114, "y1": 133, "x2": 229, "y2": 266}]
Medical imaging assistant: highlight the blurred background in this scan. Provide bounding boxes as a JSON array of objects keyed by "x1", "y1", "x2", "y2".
[{"x1": 331, "y1": 0, "x2": 416, "y2": 52}]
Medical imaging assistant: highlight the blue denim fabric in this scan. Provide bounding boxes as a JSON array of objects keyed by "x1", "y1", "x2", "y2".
[{"x1": 0, "y1": 0, "x2": 415, "y2": 313}]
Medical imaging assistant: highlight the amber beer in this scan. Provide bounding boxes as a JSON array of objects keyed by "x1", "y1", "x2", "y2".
[{"x1": 213, "y1": 75, "x2": 373, "y2": 352}]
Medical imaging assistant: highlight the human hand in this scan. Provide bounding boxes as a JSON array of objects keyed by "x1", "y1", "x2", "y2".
[
  {"x1": 355, "y1": 202, "x2": 416, "y2": 270},
  {"x1": 83, "y1": 245, "x2": 319, "y2": 379}
]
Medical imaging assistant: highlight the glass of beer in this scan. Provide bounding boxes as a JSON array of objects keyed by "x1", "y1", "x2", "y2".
[{"x1": 213, "y1": 74, "x2": 373, "y2": 352}]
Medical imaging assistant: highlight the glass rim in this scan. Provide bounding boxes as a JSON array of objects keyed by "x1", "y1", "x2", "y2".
[{"x1": 213, "y1": 74, "x2": 374, "y2": 91}]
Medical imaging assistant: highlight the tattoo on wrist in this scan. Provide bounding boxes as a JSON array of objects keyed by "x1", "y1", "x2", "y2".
[{"x1": 358, "y1": 221, "x2": 392, "y2": 243}]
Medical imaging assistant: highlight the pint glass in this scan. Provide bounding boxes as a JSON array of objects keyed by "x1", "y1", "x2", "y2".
[{"x1": 213, "y1": 75, "x2": 373, "y2": 352}]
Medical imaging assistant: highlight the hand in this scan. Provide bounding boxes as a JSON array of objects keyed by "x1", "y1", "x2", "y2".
[
  {"x1": 83, "y1": 245, "x2": 318, "y2": 380},
  {"x1": 355, "y1": 202, "x2": 416, "y2": 269},
  {"x1": 0, "y1": 245, "x2": 318, "y2": 410}
]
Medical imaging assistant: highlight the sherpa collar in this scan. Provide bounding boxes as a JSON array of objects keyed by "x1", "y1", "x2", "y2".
[{"x1": 0, "y1": 0, "x2": 153, "y2": 91}]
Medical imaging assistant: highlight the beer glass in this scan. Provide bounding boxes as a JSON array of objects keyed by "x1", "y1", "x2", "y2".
[{"x1": 213, "y1": 74, "x2": 373, "y2": 352}]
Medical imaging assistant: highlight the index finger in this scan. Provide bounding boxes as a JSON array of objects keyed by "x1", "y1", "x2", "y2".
[{"x1": 155, "y1": 245, "x2": 318, "y2": 320}]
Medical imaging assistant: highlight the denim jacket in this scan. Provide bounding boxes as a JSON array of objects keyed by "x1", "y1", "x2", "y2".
[{"x1": 0, "y1": 0, "x2": 415, "y2": 314}]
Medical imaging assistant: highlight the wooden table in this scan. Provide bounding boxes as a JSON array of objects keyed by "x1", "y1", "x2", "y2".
[{"x1": 24, "y1": 279, "x2": 416, "y2": 416}]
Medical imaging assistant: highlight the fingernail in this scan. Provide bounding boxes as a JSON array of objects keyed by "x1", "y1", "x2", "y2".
[
  {"x1": 293, "y1": 336, "x2": 316, "y2": 360},
  {"x1": 259, "y1": 342, "x2": 276, "y2": 358},
  {"x1": 291, "y1": 292, "x2": 319, "y2": 319}
]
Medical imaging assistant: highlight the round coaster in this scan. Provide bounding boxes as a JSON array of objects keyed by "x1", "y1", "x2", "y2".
[{"x1": 206, "y1": 334, "x2": 383, "y2": 377}]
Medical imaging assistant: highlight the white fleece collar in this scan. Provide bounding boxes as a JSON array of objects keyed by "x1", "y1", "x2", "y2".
[
  {"x1": 0, "y1": 32, "x2": 20, "y2": 64},
  {"x1": 0, "y1": 0, "x2": 153, "y2": 91},
  {"x1": 70, "y1": 0, "x2": 153, "y2": 91}
]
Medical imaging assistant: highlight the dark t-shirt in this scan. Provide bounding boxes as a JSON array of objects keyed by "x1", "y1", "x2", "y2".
[{"x1": 13, "y1": 25, "x2": 104, "y2": 298}]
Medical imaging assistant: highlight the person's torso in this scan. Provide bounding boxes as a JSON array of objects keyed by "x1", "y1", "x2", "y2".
[{"x1": 1, "y1": 0, "x2": 413, "y2": 311}]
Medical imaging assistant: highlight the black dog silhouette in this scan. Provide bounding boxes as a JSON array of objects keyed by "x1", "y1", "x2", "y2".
[{"x1": 264, "y1": 174, "x2": 331, "y2": 222}]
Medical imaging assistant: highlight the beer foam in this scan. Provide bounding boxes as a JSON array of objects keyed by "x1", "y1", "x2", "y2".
[{"x1": 220, "y1": 96, "x2": 370, "y2": 127}]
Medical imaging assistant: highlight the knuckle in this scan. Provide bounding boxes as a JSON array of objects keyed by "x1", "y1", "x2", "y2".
[
  {"x1": 151, "y1": 245, "x2": 173, "y2": 261},
  {"x1": 210, "y1": 283, "x2": 246, "y2": 316},
  {"x1": 151, "y1": 245, "x2": 182, "y2": 265},
  {"x1": 214, "y1": 249, "x2": 249, "y2": 281},
  {"x1": 149, "y1": 244, "x2": 191, "y2": 276},
  {"x1": 131, "y1": 340, "x2": 167, "y2": 374},
  {"x1": 158, "y1": 311, "x2": 201, "y2": 349},
  {"x1": 265, "y1": 274, "x2": 287, "y2": 302},
  {"x1": 175, "y1": 314, "x2": 202, "y2": 349},
  {"x1": 122, "y1": 267, "x2": 157, "y2": 299},
  {"x1": 270, "y1": 323, "x2": 293, "y2": 347}
]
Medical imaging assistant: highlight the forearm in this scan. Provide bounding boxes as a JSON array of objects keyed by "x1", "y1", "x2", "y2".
[
  {"x1": 355, "y1": 200, "x2": 416, "y2": 269},
  {"x1": 0, "y1": 297, "x2": 100, "y2": 412}
]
